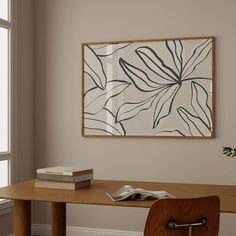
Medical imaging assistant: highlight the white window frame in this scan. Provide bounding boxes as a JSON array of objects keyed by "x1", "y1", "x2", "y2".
[{"x1": 0, "y1": 0, "x2": 17, "y2": 214}]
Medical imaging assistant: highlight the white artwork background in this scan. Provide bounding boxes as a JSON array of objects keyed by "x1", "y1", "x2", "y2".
[{"x1": 83, "y1": 38, "x2": 213, "y2": 137}]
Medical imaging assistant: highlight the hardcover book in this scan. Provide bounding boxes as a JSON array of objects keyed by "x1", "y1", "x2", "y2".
[
  {"x1": 34, "y1": 179, "x2": 91, "y2": 190},
  {"x1": 36, "y1": 166, "x2": 93, "y2": 176},
  {"x1": 36, "y1": 173, "x2": 93, "y2": 183}
]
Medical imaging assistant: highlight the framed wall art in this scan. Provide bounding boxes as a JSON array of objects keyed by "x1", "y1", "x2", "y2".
[{"x1": 82, "y1": 36, "x2": 215, "y2": 138}]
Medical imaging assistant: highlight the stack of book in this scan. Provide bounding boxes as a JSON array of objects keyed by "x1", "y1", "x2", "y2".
[{"x1": 35, "y1": 166, "x2": 93, "y2": 190}]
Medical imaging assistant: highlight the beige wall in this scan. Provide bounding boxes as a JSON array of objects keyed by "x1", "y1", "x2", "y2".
[
  {"x1": 16, "y1": 0, "x2": 35, "y2": 182},
  {"x1": 34, "y1": 0, "x2": 236, "y2": 234}
]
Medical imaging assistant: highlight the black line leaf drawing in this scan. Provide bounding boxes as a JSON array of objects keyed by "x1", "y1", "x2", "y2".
[
  {"x1": 119, "y1": 58, "x2": 165, "y2": 92},
  {"x1": 176, "y1": 81, "x2": 212, "y2": 136},
  {"x1": 165, "y1": 40, "x2": 183, "y2": 74},
  {"x1": 156, "y1": 129, "x2": 186, "y2": 136},
  {"x1": 90, "y1": 43, "x2": 132, "y2": 57},
  {"x1": 191, "y1": 81, "x2": 212, "y2": 130},
  {"x1": 116, "y1": 94, "x2": 157, "y2": 123},
  {"x1": 84, "y1": 80, "x2": 131, "y2": 115},
  {"x1": 84, "y1": 72, "x2": 98, "y2": 95},
  {"x1": 181, "y1": 39, "x2": 212, "y2": 80},
  {"x1": 118, "y1": 39, "x2": 212, "y2": 132},
  {"x1": 84, "y1": 45, "x2": 107, "y2": 89},
  {"x1": 135, "y1": 46, "x2": 180, "y2": 83},
  {"x1": 118, "y1": 57, "x2": 181, "y2": 126},
  {"x1": 84, "y1": 109, "x2": 126, "y2": 136},
  {"x1": 83, "y1": 43, "x2": 130, "y2": 136},
  {"x1": 153, "y1": 83, "x2": 181, "y2": 128},
  {"x1": 177, "y1": 107, "x2": 210, "y2": 136},
  {"x1": 83, "y1": 38, "x2": 213, "y2": 136}
]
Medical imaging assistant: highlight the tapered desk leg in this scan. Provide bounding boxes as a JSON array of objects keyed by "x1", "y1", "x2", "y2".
[
  {"x1": 14, "y1": 200, "x2": 31, "y2": 236},
  {"x1": 52, "y1": 202, "x2": 66, "y2": 236}
]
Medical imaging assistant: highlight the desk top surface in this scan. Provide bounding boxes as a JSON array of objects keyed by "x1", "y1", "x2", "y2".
[{"x1": 0, "y1": 179, "x2": 235, "y2": 213}]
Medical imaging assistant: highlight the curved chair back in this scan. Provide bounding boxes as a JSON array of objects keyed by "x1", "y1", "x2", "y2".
[{"x1": 144, "y1": 196, "x2": 220, "y2": 236}]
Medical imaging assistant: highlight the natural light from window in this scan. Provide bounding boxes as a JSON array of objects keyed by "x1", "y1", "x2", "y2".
[
  {"x1": 0, "y1": 160, "x2": 8, "y2": 202},
  {"x1": 0, "y1": 27, "x2": 9, "y2": 153},
  {"x1": 0, "y1": 160, "x2": 8, "y2": 188},
  {"x1": 0, "y1": 0, "x2": 9, "y2": 20},
  {"x1": 0, "y1": 0, "x2": 12, "y2": 202}
]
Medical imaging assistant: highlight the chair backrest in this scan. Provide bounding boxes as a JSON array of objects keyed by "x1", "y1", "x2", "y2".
[{"x1": 144, "y1": 196, "x2": 220, "y2": 236}]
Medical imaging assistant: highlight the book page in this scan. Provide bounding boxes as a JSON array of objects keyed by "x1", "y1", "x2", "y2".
[
  {"x1": 107, "y1": 185, "x2": 175, "y2": 202},
  {"x1": 107, "y1": 185, "x2": 136, "y2": 201}
]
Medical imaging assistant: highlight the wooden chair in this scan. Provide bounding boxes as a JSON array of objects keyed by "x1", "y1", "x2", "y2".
[{"x1": 144, "y1": 196, "x2": 220, "y2": 236}]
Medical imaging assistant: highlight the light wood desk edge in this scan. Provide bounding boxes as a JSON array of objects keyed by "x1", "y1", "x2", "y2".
[{"x1": 0, "y1": 179, "x2": 235, "y2": 236}]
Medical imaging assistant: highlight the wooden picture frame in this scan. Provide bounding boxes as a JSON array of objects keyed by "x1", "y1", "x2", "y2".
[{"x1": 82, "y1": 36, "x2": 215, "y2": 138}]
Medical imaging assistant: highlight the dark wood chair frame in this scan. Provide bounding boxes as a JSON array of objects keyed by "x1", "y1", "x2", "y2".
[{"x1": 144, "y1": 196, "x2": 220, "y2": 236}]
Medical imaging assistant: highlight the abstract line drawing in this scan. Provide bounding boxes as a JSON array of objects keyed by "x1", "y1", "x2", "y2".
[{"x1": 82, "y1": 37, "x2": 215, "y2": 138}]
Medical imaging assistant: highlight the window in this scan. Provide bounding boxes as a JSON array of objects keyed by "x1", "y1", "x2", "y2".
[
  {"x1": 0, "y1": 27, "x2": 9, "y2": 153},
  {"x1": 0, "y1": 0, "x2": 15, "y2": 204},
  {"x1": 0, "y1": 0, "x2": 9, "y2": 21},
  {"x1": 0, "y1": 160, "x2": 8, "y2": 188}
]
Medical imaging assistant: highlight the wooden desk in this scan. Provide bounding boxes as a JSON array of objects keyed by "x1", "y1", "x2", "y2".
[{"x1": 0, "y1": 179, "x2": 235, "y2": 236}]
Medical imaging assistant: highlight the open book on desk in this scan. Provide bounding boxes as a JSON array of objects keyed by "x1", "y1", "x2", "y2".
[{"x1": 107, "y1": 185, "x2": 175, "y2": 202}]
